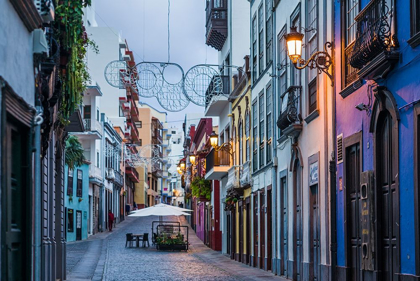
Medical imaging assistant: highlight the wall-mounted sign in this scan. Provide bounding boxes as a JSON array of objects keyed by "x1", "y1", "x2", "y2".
[{"x1": 309, "y1": 161, "x2": 319, "y2": 186}]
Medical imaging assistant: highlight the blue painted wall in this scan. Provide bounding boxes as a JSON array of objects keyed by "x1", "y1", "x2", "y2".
[
  {"x1": 64, "y1": 164, "x2": 90, "y2": 242},
  {"x1": 334, "y1": 0, "x2": 420, "y2": 275}
]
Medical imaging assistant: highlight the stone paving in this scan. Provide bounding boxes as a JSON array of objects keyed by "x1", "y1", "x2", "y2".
[{"x1": 66, "y1": 216, "x2": 289, "y2": 281}]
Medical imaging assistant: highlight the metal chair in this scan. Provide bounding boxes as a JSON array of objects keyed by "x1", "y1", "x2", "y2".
[
  {"x1": 142, "y1": 233, "x2": 150, "y2": 247},
  {"x1": 125, "y1": 233, "x2": 135, "y2": 248}
]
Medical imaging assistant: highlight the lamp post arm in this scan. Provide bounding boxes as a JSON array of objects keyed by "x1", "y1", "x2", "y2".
[{"x1": 293, "y1": 42, "x2": 334, "y2": 85}]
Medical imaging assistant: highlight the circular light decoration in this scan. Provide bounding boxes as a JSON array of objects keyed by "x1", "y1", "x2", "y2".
[
  {"x1": 184, "y1": 64, "x2": 222, "y2": 106},
  {"x1": 104, "y1": 60, "x2": 130, "y2": 89},
  {"x1": 158, "y1": 82, "x2": 190, "y2": 112},
  {"x1": 136, "y1": 62, "x2": 164, "y2": 98}
]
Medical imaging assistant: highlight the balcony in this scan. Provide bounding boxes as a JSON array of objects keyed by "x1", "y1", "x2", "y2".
[
  {"x1": 114, "y1": 170, "x2": 124, "y2": 187},
  {"x1": 152, "y1": 162, "x2": 163, "y2": 178},
  {"x1": 130, "y1": 99, "x2": 139, "y2": 122},
  {"x1": 205, "y1": 0, "x2": 228, "y2": 51},
  {"x1": 205, "y1": 148, "x2": 231, "y2": 180},
  {"x1": 277, "y1": 86, "x2": 302, "y2": 139},
  {"x1": 349, "y1": 0, "x2": 399, "y2": 80},
  {"x1": 205, "y1": 75, "x2": 230, "y2": 116},
  {"x1": 226, "y1": 166, "x2": 240, "y2": 189},
  {"x1": 89, "y1": 165, "x2": 103, "y2": 185},
  {"x1": 126, "y1": 166, "x2": 140, "y2": 183},
  {"x1": 119, "y1": 97, "x2": 130, "y2": 117},
  {"x1": 240, "y1": 161, "x2": 252, "y2": 187},
  {"x1": 73, "y1": 118, "x2": 103, "y2": 139}
]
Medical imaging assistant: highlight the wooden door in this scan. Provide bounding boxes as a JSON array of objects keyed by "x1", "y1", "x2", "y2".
[
  {"x1": 377, "y1": 112, "x2": 399, "y2": 281},
  {"x1": 231, "y1": 207, "x2": 236, "y2": 260},
  {"x1": 3, "y1": 121, "x2": 31, "y2": 280},
  {"x1": 280, "y1": 176, "x2": 288, "y2": 276},
  {"x1": 294, "y1": 161, "x2": 303, "y2": 281},
  {"x1": 346, "y1": 143, "x2": 362, "y2": 281},
  {"x1": 310, "y1": 185, "x2": 320, "y2": 281},
  {"x1": 260, "y1": 191, "x2": 265, "y2": 269},
  {"x1": 246, "y1": 201, "x2": 251, "y2": 264},
  {"x1": 239, "y1": 202, "x2": 244, "y2": 262},
  {"x1": 227, "y1": 213, "x2": 231, "y2": 255},
  {"x1": 267, "y1": 189, "x2": 272, "y2": 271},
  {"x1": 254, "y1": 195, "x2": 258, "y2": 267}
]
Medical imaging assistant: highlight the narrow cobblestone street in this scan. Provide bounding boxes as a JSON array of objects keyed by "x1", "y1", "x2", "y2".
[{"x1": 66, "y1": 216, "x2": 288, "y2": 281}]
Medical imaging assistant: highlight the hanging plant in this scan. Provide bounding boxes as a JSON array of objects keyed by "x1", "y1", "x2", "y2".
[
  {"x1": 54, "y1": 0, "x2": 98, "y2": 124},
  {"x1": 65, "y1": 135, "x2": 86, "y2": 169},
  {"x1": 191, "y1": 177, "x2": 212, "y2": 200}
]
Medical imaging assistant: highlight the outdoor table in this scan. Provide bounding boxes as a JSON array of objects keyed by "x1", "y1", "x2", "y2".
[{"x1": 132, "y1": 234, "x2": 143, "y2": 247}]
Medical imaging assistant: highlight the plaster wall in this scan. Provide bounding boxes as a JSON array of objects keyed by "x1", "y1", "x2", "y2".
[{"x1": 0, "y1": 0, "x2": 34, "y2": 106}]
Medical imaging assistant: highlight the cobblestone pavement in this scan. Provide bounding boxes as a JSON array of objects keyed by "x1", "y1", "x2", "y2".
[{"x1": 66, "y1": 216, "x2": 289, "y2": 281}]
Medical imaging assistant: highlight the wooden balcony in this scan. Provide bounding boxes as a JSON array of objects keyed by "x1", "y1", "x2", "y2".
[
  {"x1": 277, "y1": 86, "x2": 302, "y2": 138},
  {"x1": 126, "y1": 167, "x2": 140, "y2": 183},
  {"x1": 205, "y1": 148, "x2": 230, "y2": 180},
  {"x1": 205, "y1": 0, "x2": 228, "y2": 51},
  {"x1": 349, "y1": 0, "x2": 399, "y2": 80}
]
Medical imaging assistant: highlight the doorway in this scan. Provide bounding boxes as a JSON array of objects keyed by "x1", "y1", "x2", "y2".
[
  {"x1": 253, "y1": 194, "x2": 258, "y2": 267},
  {"x1": 310, "y1": 184, "x2": 320, "y2": 281},
  {"x1": 239, "y1": 201, "x2": 244, "y2": 262},
  {"x1": 294, "y1": 160, "x2": 303, "y2": 281},
  {"x1": 259, "y1": 191, "x2": 265, "y2": 269},
  {"x1": 227, "y1": 213, "x2": 231, "y2": 255},
  {"x1": 76, "y1": 210, "x2": 82, "y2": 241},
  {"x1": 346, "y1": 142, "x2": 361, "y2": 281},
  {"x1": 267, "y1": 188, "x2": 272, "y2": 271},
  {"x1": 280, "y1": 175, "x2": 288, "y2": 276}
]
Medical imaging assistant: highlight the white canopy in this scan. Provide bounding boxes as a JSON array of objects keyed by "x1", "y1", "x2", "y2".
[
  {"x1": 128, "y1": 204, "x2": 191, "y2": 217},
  {"x1": 155, "y1": 203, "x2": 193, "y2": 212}
]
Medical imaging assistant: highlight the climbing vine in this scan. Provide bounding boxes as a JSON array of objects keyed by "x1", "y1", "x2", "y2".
[
  {"x1": 54, "y1": 0, "x2": 98, "y2": 123},
  {"x1": 191, "y1": 177, "x2": 212, "y2": 200}
]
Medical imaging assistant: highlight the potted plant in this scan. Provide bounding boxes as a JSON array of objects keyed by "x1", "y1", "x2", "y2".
[
  {"x1": 78, "y1": 197, "x2": 83, "y2": 202},
  {"x1": 69, "y1": 196, "x2": 73, "y2": 202},
  {"x1": 191, "y1": 177, "x2": 212, "y2": 201}
]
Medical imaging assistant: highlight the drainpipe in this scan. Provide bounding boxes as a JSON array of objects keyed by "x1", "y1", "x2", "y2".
[
  {"x1": 34, "y1": 100, "x2": 44, "y2": 280},
  {"x1": 271, "y1": 5, "x2": 279, "y2": 274}
]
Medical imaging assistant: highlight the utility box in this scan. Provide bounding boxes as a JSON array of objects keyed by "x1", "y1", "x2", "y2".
[{"x1": 361, "y1": 170, "x2": 375, "y2": 271}]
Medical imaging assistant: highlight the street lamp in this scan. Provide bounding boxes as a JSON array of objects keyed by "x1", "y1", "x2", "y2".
[
  {"x1": 284, "y1": 26, "x2": 333, "y2": 84},
  {"x1": 209, "y1": 131, "x2": 233, "y2": 155},
  {"x1": 179, "y1": 160, "x2": 186, "y2": 171},
  {"x1": 177, "y1": 166, "x2": 182, "y2": 174},
  {"x1": 189, "y1": 155, "x2": 196, "y2": 166}
]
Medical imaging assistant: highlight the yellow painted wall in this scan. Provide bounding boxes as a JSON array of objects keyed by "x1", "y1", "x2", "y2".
[{"x1": 134, "y1": 165, "x2": 146, "y2": 206}]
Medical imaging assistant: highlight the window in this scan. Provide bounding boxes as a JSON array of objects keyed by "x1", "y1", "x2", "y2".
[
  {"x1": 307, "y1": 0, "x2": 318, "y2": 100},
  {"x1": 135, "y1": 121, "x2": 141, "y2": 129},
  {"x1": 245, "y1": 109, "x2": 251, "y2": 162},
  {"x1": 258, "y1": 4, "x2": 265, "y2": 75},
  {"x1": 252, "y1": 15, "x2": 258, "y2": 82},
  {"x1": 96, "y1": 151, "x2": 100, "y2": 167},
  {"x1": 139, "y1": 139, "x2": 142, "y2": 146},
  {"x1": 343, "y1": 0, "x2": 359, "y2": 86},
  {"x1": 259, "y1": 92, "x2": 265, "y2": 167},
  {"x1": 67, "y1": 168, "x2": 74, "y2": 196},
  {"x1": 266, "y1": 0, "x2": 273, "y2": 65},
  {"x1": 84, "y1": 105, "x2": 91, "y2": 119},
  {"x1": 253, "y1": 102, "x2": 258, "y2": 171},
  {"x1": 172, "y1": 130, "x2": 176, "y2": 134},
  {"x1": 410, "y1": 0, "x2": 420, "y2": 46},
  {"x1": 97, "y1": 108, "x2": 100, "y2": 121},
  {"x1": 76, "y1": 170, "x2": 83, "y2": 197},
  {"x1": 308, "y1": 79, "x2": 317, "y2": 114},
  {"x1": 68, "y1": 209, "x2": 74, "y2": 232},
  {"x1": 238, "y1": 119, "x2": 243, "y2": 165},
  {"x1": 278, "y1": 27, "x2": 287, "y2": 138},
  {"x1": 119, "y1": 106, "x2": 124, "y2": 117},
  {"x1": 266, "y1": 85, "x2": 272, "y2": 162}
]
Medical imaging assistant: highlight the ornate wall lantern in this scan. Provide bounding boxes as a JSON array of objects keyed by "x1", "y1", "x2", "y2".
[
  {"x1": 189, "y1": 155, "x2": 196, "y2": 166},
  {"x1": 209, "y1": 131, "x2": 233, "y2": 155},
  {"x1": 284, "y1": 26, "x2": 334, "y2": 84}
]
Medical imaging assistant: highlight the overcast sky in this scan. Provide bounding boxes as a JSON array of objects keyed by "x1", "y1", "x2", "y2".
[{"x1": 94, "y1": 0, "x2": 218, "y2": 127}]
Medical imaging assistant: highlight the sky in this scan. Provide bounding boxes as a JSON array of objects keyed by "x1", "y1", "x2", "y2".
[{"x1": 94, "y1": 0, "x2": 218, "y2": 128}]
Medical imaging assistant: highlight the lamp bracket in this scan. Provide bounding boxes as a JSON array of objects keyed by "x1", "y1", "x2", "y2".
[
  {"x1": 293, "y1": 41, "x2": 334, "y2": 85},
  {"x1": 215, "y1": 142, "x2": 233, "y2": 155}
]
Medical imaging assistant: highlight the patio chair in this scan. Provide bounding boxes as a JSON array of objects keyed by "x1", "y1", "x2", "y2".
[
  {"x1": 125, "y1": 233, "x2": 135, "y2": 248},
  {"x1": 141, "y1": 233, "x2": 150, "y2": 248}
]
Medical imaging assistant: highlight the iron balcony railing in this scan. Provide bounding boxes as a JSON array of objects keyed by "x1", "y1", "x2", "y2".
[
  {"x1": 205, "y1": 75, "x2": 230, "y2": 108},
  {"x1": 205, "y1": 147, "x2": 230, "y2": 172},
  {"x1": 350, "y1": 0, "x2": 394, "y2": 69},
  {"x1": 114, "y1": 170, "x2": 124, "y2": 187},
  {"x1": 277, "y1": 86, "x2": 302, "y2": 131},
  {"x1": 84, "y1": 118, "x2": 104, "y2": 136}
]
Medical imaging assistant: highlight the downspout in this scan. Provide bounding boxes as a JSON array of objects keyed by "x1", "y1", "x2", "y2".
[
  {"x1": 34, "y1": 86, "x2": 44, "y2": 281},
  {"x1": 271, "y1": 5, "x2": 278, "y2": 274}
]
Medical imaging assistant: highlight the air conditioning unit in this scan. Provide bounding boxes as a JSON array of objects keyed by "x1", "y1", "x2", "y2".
[
  {"x1": 35, "y1": 0, "x2": 55, "y2": 22},
  {"x1": 106, "y1": 168, "x2": 115, "y2": 181}
]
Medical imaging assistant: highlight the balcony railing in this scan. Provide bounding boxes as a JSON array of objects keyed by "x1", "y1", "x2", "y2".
[
  {"x1": 226, "y1": 166, "x2": 241, "y2": 189},
  {"x1": 89, "y1": 165, "x2": 102, "y2": 182},
  {"x1": 350, "y1": 0, "x2": 394, "y2": 70},
  {"x1": 84, "y1": 118, "x2": 103, "y2": 137},
  {"x1": 205, "y1": 75, "x2": 230, "y2": 108},
  {"x1": 126, "y1": 166, "x2": 140, "y2": 183},
  {"x1": 277, "y1": 86, "x2": 302, "y2": 131},
  {"x1": 115, "y1": 170, "x2": 124, "y2": 187},
  {"x1": 205, "y1": 148, "x2": 230, "y2": 172},
  {"x1": 240, "y1": 161, "x2": 251, "y2": 187},
  {"x1": 205, "y1": 0, "x2": 228, "y2": 51}
]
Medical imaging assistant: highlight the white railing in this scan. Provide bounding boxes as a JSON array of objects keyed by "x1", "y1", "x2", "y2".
[
  {"x1": 226, "y1": 166, "x2": 241, "y2": 189},
  {"x1": 89, "y1": 165, "x2": 103, "y2": 181},
  {"x1": 240, "y1": 161, "x2": 251, "y2": 186}
]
